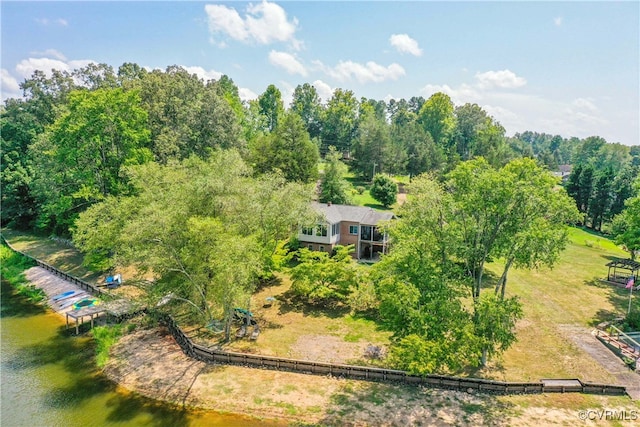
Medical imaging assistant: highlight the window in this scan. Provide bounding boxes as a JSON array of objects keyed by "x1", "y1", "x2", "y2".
[
  {"x1": 316, "y1": 225, "x2": 328, "y2": 237},
  {"x1": 301, "y1": 226, "x2": 314, "y2": 236},
  {"x1": 307, "y1": 244, "x2": 314, "y2": 250},
  {"x1": 360, "y1": 225, "x2": 372, "y2": 241},
  {"x1": 319, "y1": 245, "x2": 325, "y2": 252},
  {"x1": 331, "y1": 223, "x2": 340, "y2": 236},
  {"x1": 349, "y1": 225, "x2": 358, "y2": 235}
]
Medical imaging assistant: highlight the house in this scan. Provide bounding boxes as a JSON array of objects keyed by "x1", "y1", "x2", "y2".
[{"x1": 298, "y1": 202, "x2": 395, "y2": 261}]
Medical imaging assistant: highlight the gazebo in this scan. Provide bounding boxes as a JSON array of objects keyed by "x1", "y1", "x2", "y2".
[{"x1": 605, "y1": 258, "x2": 640, "y2": 287}]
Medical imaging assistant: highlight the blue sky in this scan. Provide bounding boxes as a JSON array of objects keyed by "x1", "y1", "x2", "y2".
[{"x1": 1, "y1": 1, "x2": 638, "y2": 145}]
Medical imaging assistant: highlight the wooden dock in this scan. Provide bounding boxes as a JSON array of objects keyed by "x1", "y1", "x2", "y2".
[{"x1": 24, "y1": 266, "x2": 133, "y2": 334}]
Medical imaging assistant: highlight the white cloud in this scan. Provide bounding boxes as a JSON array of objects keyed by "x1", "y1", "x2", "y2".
[
  {"x1": 571, "y1": 97, "x2": 598, "y2": 113},
  {"x1": 268, "y1": 51, "x2": 307, "y2": 76},
  {"x1": 389, "y1": 34, "x2": 423, "y2": 57},
  {"x1": 417, "y1": 70, "x2": 616, "y2": 141},
  {"x1": 181, "y1": 66, "x2": 223, "y2": 82},
  {"x1": 15, "y1": 57, "x2": 95, "y2": 79},
  {"x1": 30, "y1": 49, "x2": 67, "y2": 60},
  {"x1": 239, "y1": 87, "x2": 258, "y2": 102},
  {"x1": 205, "y1": 1, "x2": 301, "y2": 49},
  {"x1": 420, "y1": 83, "x2": 481, "y2": 105},
  {"x1": 315, "y1": 60, "x2": 405, "y2": 84},
  {"x1": 312, "y1": 79, "x2": 333, "y2": 104},
  {"x1": 554, "y1": 17, "x2": 563, "y2": 27},
  {"x1": 1, "y1": 69, "x2": 22, "y2": 100},
  {"x1": 475, "y1": 69, "x2": 527, "y2": 89},
  {"x1": 35, "y1": 17, "x2": 68, "y2": 27}
]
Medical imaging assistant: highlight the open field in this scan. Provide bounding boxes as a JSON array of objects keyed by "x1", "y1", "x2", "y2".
[{"x1": 482, "y1": 227, "x2": 636, "y2": 383}]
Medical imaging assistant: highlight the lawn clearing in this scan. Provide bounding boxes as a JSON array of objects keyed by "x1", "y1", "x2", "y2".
[
  {"x1": 481, "y1": 227, "x2": 635, "y2": 382},
  {"x1": 2, "y1": 228, "x2": 101, "y2": 283},
  {"x1": 222, "y1": 273, "x2": 392, "y2": 364}
]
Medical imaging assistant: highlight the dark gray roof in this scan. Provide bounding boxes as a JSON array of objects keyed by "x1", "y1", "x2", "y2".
[{"x1": 311, "y1": 202, "x2": 395, "y2": 225}]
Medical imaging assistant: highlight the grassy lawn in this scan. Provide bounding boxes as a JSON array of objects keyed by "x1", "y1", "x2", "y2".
[
  {"x1": 344, "y1": 172, "x2": 398, "y2": 211},
  {"x1": 221, "y1": 273, "x2": 392, "y2": 365},
  {"x1": 1, "y1": 227, "x2": 102, "y2": 283},
  {"x1": 482, "y1": 226, "x2": 633, "y2": 382}
]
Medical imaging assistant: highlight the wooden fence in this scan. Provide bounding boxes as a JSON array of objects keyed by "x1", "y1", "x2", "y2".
[
  {"x1": 160, "y1": 314, "x2": 627, "y2": 397},
  {"x1": 2, "y1": 234, "x2": 629, "y2": 398},
  {"x1": 2, "y1": 235, "x2": 109, "y2": 299}
]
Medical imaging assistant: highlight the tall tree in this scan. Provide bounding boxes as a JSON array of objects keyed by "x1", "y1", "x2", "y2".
[
  {"x1": 0, "y1": 99, "x2": 41, "y2": 228},
  {"x1": 290, "y1": 83, "x2": 323, "y2": 139},
  {"x1": 588, "y1": 167, "x2": 615, "y2": 231},
  {"x1": 73, "y1": 151, "x2": 311, "y2": 338},
  {"x1": 612, "y1": 177, "x2": 640, "y2": 260},
  {"x1": 319, "y1": 147, "x2": 352, "y2": 205},
  {"x1": 374, "y1": 176, "x2": 475, "y2": 373},
  {"x1": 418, "y1": 92, "x2": 455, "y2": 154},
  {"x1": 258, "y1": 84, "x2": 284, "y2": 132},
  {"x1": 30, "y1": 88, "x2": 151, "y2": 234},
  {"x1": 249, "y1": 112, "x2": 319, "y2": 183},
  {"x1": 320, "y1": 89, "x2": 358, "y2": 155},
  {"x1": 351, "y1": 110, "x2": 390, "y2": 179}
]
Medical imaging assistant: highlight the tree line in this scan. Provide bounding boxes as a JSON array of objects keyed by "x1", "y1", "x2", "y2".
[{"x1": 3, "y1": 62, "x2": 638, "y2": 237}]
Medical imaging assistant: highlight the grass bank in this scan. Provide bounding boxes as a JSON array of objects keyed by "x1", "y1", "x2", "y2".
[{"x1": 0, "y1": 244, "x2": 46, "y2": 303}]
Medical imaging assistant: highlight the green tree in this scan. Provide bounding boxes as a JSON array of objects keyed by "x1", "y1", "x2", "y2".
[
  {"x1": 258, "y1": 84, "x2": 284, "y2": 132},
  {"x1": 249, "y1": 112, "x2": 319, "y2": 183},
  {"x1": 129, "y1": 65, "x2": 243, "y2": 162},
  {"x1": 588, "y1": 167, "x2": 615, "y2": 231},
  {"x1": 290, "y1": 83, "x2": 323, "y2": 139},
  {"x1": 492, "y1": 158, "x2": 580, "y2": 299},
  {"x1": 290, "y1": 245, "x2": 358, "y2": 303},
  {"x1": 351, "y1": 111, "x2": 391, "y2": 179},
  {"x1": 418, "y1": 92, "x2": 455, "y2": 154},
  {"x1": 319, "y1": 147, "x2": 352, "y2": 205},
  {"x1": 370, "y1": 174, "x2": 398, "y2": 207},
  {"x1": 31, "y1": 88, "x2": 151, "y2": 234},
  {"x1": 474, "y1": 293, "x2": 523, "y2": 366},
  {"x1": 73, "y1": 151, "x2": 311, "y2": 339},
  {"x1": 612, "y1": 178, "x2": 640, "y2": 260},
  {"x1": 0, "y1": 99, "x2": 41, "y2": 228},
  {"x1": 320, "y1": 89, "x2": 358, "y2": 154},
  {"x1": 374, "y1": 176, "x2": 476, "y2": 373}
]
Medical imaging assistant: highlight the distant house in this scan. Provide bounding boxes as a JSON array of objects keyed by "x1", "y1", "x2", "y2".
[
  {"x1": 552, "y1": 164, "x2": 573, "y2": 182},
  {"x1": 297, "y1": 202, "x2": 395, "y2": 261}
]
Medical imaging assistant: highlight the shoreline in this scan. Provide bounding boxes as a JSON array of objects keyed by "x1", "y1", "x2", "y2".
[{"x1": 14, "y1": 261, "x2": 640, "y2": 425}]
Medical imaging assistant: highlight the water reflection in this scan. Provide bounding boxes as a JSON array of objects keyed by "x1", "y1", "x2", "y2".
[{"x1": 1, "y1": 280, "x2": 283, "y2": 427}]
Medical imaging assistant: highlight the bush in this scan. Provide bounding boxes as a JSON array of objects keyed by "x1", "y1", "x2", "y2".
[
  {"x1": 347, "y1": 280, "x2": 379, "y2": 312},
  {"x1": 370, "y1": 174, "x2": 398, "y2": 207},
  {"x1": 92, "y1": 324, "x2": 124, "y2": 368},
  {"x1": 0, "y1": 245, "x2": 45, "y2": 303},
  {"x1": 356, "y1": 186, "x2": 366, "y2": 195},
  {"x1": 622, "y1": 309, "x2": 640, "y2": 331}
]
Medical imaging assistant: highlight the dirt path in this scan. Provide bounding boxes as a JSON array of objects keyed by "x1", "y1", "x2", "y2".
[{"x1": 558, "y1": 325, "x2": 640, "y2": 399}]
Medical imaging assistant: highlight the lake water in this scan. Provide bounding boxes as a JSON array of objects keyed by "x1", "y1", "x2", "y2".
[{"x1": 0, "y1": 280, "x2": 282, "y2": 427}]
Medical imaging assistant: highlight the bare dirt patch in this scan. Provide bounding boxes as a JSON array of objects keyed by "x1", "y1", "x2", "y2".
[
  {"x1": 105, "y1": 327, "x2": 639, "y2": 426},
  {"x1": 290, "y1": 334, "x2": 369, "y2": 364}
]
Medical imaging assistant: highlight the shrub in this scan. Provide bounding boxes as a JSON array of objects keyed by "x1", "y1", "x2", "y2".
[
  {"x1": 0, "y1": 245, "x2": 45, "y2": 303},
  {"x1": 92, "y1": 324, "x2": 124, "y2": 368},
  {"x1": 370, "y1": 174, "x2": 398, "y2": 207}
]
